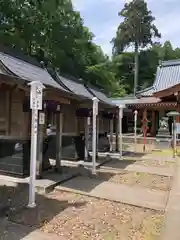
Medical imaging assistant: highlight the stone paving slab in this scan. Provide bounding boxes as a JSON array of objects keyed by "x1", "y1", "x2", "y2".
[
  {"x1": 0, "y1": 219, "x2": 63, "y2": 240},
  {"x1": 142, "y1": 154, "x2": 177, "y2": 162},
  {"x1": 0, "y1": 170, "x2": 79, "y2": 194},
  {"x1": 160, "y1": 164, "x2": 180, "y2": 240},
  {"x1": 101, "y1": 161, "x2": 174, "y2": 177},
  {"x1": 60, "y1": 157, "x2": 111, "y2": 168},
  {"x1": 91, "y1": 152, "x2": 147, "y2": 159},
  {"x1": 56, "y1": 176, "x2": 168, "y2": 211},
  {"x1": 93, "y1": 151, "x2": 176, "y2": 162}
]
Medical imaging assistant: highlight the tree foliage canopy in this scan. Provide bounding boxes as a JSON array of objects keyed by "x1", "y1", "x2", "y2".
[
  {"x1": 0, "y1": 0, "x2": 179, "y2": 98},
  {"x1": 112, "y1": 0, "x2": 161, "y2": 54},
  {"x1": 0, "y1": 0, "x2": 107, "y2": 77}
]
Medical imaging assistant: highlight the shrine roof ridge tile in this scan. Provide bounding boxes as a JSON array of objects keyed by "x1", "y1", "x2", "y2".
[{"x1": 137, "y1": 59, "x2": 180, "y2": 97}]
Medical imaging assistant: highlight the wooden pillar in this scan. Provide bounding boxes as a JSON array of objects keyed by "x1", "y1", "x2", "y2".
[
  {"x1": 115, "y1": 117, "x2": 119, "y2": 152},
  {"x1": 151, "y1": 110, "x2": 156, "y2": 137},
  {"x1": 142, "y1": 108, "x2": 148, "y2": 152},
  {"x1": 55, "y1": 112, "x2": 63, "y2": 171},
  {"x1": 85, "y1": 117, "x2": 89, "y2": 160},
  {"x1": 141, "y1": 108, "x2": 147, "y2": 131},
  {"x1": 143, "y1": 108, "x2": 147, "y2": 118},
  {"x1": 110, "y1": 118, "x2": 113, "y2": 152},
  {"x1": 36, "y1": 111, "x2": 45, "y2": 178},
  {"x1": 6, "y1": 90, "x2": 11, "y2": 135},
  {"x1": 176, "y1": 104, "x2": 180, "y2": 123},
  {"x1": 96, "y1": 116, "x2": 99, "y2": 157}
]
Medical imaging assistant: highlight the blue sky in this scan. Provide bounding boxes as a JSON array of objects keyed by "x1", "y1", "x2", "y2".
[{"x1": 72, "y1": 0, "x2": 180, "y2": 55}]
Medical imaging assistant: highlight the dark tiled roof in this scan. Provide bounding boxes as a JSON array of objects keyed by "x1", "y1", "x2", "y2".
[
  {"x1": 87, "y1": 86, "x2": 115, "y2": 106},
  {"x1": 0, "y1": 52, "x2": 68, "y2": 92},
  {"x1": 132, "y1": 97, "x2": 161, "y2": 104},
  {"x1": 138, "y1": 59, "x2": 180, "y2": 96},
  {"x1": 111, "y1": 96, "x2": 160, "y2": 106},
  {"x1": 0, "y1": 44, "x2": 42, "y2": 67},
  {"x1": 126, "y1": 97, "x2": 163, "y2": 108},
  {"x1": 111, "y1": 97, "x2": 138, "y2": 106},
  {"x1": 57, "y1": 73, "x2": 94, "y2": 99},
  {"x1": 153, "y1": 60, "x2": 180, "y2": 92},
  {"x1": 137, "y1": 86, "x2": 155, "y2": 97}
]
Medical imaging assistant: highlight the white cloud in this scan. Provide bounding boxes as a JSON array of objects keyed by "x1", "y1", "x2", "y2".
[
  {"x1": 155, "y1": 11, "x2": 180, "y2": 37},
  {"x1": 72, "y1": 0, "x2": 93, "y2": 11},
  {"x1": 72, "y1": 0, "x2": 180, "y2": 55}
]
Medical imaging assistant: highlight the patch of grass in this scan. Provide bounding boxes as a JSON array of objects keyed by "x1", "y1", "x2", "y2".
[{"x1": 142, "y1": 214, "x2": 164, "y2": 240}]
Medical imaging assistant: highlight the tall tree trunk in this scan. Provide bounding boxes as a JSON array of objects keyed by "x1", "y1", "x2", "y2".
[{"x1": 134, "y1": 42, "x2": 139, "y2": 96}]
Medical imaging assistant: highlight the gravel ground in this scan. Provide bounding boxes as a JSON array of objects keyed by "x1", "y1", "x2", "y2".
[
  {"x1": 0, "y1": 183, "x2": 164, "y2": 240},
  {"x1": 115, "y1": 157, "x2": 175, "y2": 168},
  {"x1": 135, "y1": 159, "x2": 175, "y2": 168},
  {"x1": 122, "y1": 143, "x2": 155, "y2": 152},
  {"x1": 9, "y1": 190, "x2": 164, "y2": 240},
  {"x1": 104, "y1": 157, "x2": 175, "y2": 171},
  {"x1": 40, "y1": 192, "x2": 164, "y2": 240},
  {"x1": 96, "y1": 171, "x2": 172, "y2": 191}
]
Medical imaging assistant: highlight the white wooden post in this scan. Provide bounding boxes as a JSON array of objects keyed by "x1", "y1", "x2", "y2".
[
  {"x1": 96, "y1": 116, "x2": 99, "y2": 156},
  {"x1": 59, "y1": 113, "x2": 63, "y2": 166},
  {"x1": 118, "y1": 105, "x2": 125, "y2": 159},
  {"x1": 36, "y1": 111, "x2": 45, "y2": 178},
  {"x1": 115, "y1": 117, "x2": 119, "y2": 152},
  {"x1": 92, "y1": 97, "x2": 99, "y2": 174},
  {"x1": 55, "y1": 105, "x2": 62, "y2": 171},
  {"x1": 85, "y1": 117, "x2": 90, "y2": 161},
  {"x1": 119, "y1": 107, "x2": 123, "y2": 159},
  {"x1": 173, "y1": 119, "x2": 177, "y2": 158},
  {"x1": 134, "y1": 110, "x2": 138, "y2": 152},
  {"x1": 28, "y1": 81, "x2": 45, "y2": 208},
  {"x1": 110, "y1": 118, "x2": 113, "y2": 152}
]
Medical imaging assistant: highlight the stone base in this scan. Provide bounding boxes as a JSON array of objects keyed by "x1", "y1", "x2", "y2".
[
  {"x1": 157, "y1": 128, "x2": 171, "y2": 139},
  {"x1": 155, "y1": 138, "x2": 171, "y2": 149}
]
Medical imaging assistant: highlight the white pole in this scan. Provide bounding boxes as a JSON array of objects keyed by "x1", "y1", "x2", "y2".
[
  {"x1": 28, "y1": 108, "x2": 38, "y2": 208},
  {"x1": 85, "y1": 117, "x2": 89, "y2": 161},
  {"x1": 55, "y1": 111, "x2": 63, "y2": 171},
  {"x1": 173, "y1": 119, "x2": 177, "y2": 158},
  {"x1": 134, "y1": 110, "x2": 138, "y2": 152},
  {"x1": 110, "y1": 118, "x2": 113, "y2": 152},
  {"x1": 119, "y1": 107, "x2": 123, "y2": 159},
  {"x1": 96, "y1": 116, "x2": 99, "y2": 156},
  {"x1": 92, "y1": 97, "x2": 98, "y2": 174},
  {"x1": 59, "y1": 113, "x2": 63, "y2": 164},
  {"x1": 28, "y1": 81, "x2": 45, "y2": 208}
]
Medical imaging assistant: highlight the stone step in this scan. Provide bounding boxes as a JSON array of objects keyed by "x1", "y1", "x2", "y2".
[{"x1": 56, "y1": 176, "x2": 169, "y2": 211}]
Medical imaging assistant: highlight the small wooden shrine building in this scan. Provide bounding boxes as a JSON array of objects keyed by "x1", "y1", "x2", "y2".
[
  {"x1": 115, "y1": 59, "x2": 180, "y2": 136},
  {"x1": 0, "y1": 46, "x2": 117, "y2": 177}
]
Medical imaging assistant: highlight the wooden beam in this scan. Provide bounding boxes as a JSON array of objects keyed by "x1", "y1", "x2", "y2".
[
  {"x1": 151, "y1": 110, "x2": 156, "y2": 137},
  {"x1": 154, "y1": 83, "x2": 180, "y2": 98},
  {"x1": 44, "y1": 90, "x2": 71, "y2": 104}
]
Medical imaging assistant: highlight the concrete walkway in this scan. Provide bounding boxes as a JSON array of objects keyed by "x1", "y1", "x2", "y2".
[
  {"x1": 142, "y1": 153, "x2": 177, "y2": 162},
  {"x1": 92, "y1": 151, "x2": 177, "y2": 162},
  {"x1": 101, "y1": 161, "x2": 174, "y2": 177},
  {"x1": 160, "y1": 160, "x2": 180, "y2": 240},
  {"x1": 0, "y1": 219, "x2": 63, "y2": 240},
  {"x1": 60, "y1": 157, "x2": 111, "y2": 169},
  {"x1": 56, "y1": 176, "x2": 168, "y2": 211},
  {"x1": 0, "y1": 170, "x2": 79, "y2": 194}
]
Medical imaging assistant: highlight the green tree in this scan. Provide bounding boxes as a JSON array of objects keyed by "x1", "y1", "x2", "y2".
[
  {"x1": 111, "y1": 53, "x2": 134, "y2": 93},
  {"x1": 112, "y1": 0, "x2": 161, "y2": 95},
  {"x1": 0, "y1": 0, "x2": 108, "y2": 80},
  {"x1": 86, "y1": 57, "x2": 127, "y2": 97}
]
